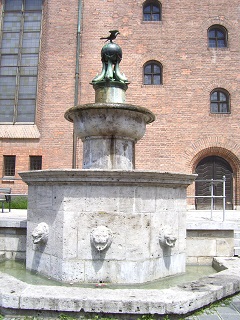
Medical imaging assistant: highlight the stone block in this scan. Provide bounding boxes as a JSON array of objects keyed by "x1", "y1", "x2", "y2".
[
  {"x1": 85, "y1": 185, "x2": 120, "y2": 213},
  {"x1": 36, "y1": 185, "x2": 53, "y2": 208},
  {"x1": 196, "y1": 256, "x2": 214, "y2": 265},
  {"x1": 26, "y1": 248, "x2": 51, "y2": 277},
  {"x1": 234, "y1": 231, "x2": 240, "y2": 239},
  {"x1": 186, "y1": 227, "x2": 235, "y2": 262},
  {"x1": 186, "y1": 256, "x2": 198, "y2": 264},
  {"x1": 21, "y1": 170, "x2": 193, "y2": 284},
  {"x1": 61, "y1": 260, "x2": 85, "y2": 283},
  {"x1": 118, "y1": 186, "x2": 135, "y2": 214},
  {"x1": 0, "y1": 237, "x2": 5, "y2": 251},
  {"x1": 76, "y1": 212, "x2": 127, "y2": 260},
  {"x1": 62, "y1": 214, "x2": 78, "y2": 259},
  {"x1": 60, "y1": 186, "x2": 88, "y2": 212},
  {"x1": 134, "y1": 186, "x2": 156, "y2": 213},
  {"x1": 177, "y1": 228, "x2": 187, "y2": 252},
  {"x1": 12, "y1": 251, "x2": 26, "y2": 260},
  {"x1": 5, "y1": 252, "x2": 13, "y2": 259},
  {"x1": 216, "y1": 238, "x2": 234, "y2": 256},
  {"x1": 187, "y1": 238, "x2": 216, "y2": 257},
  {"x1": 124, "y1": 214, "x2": 151, "y2": 260},
  {"x1": 83, "y1": 254, "x2": 185, "y2": 284},
  {"x1": 4, "y1": 235, "x2": 25, "y2": 252}
]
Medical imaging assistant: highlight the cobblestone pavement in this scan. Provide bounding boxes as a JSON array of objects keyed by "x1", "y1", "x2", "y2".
[{"x1": 185, "y1": 292, "x2": 240, "y2": 320}]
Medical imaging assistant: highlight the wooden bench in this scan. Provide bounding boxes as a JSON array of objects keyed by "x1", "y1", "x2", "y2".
[{"x1": 0, "y1": 188, "x2": 11, "y2": 213}]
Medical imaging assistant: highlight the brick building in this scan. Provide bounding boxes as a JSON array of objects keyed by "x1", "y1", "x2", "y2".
[{"x1": 0, "y1": 0, "x2": 239, "y2": 209}]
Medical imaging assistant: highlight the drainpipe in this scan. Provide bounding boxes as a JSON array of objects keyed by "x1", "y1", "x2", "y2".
[{"x1": 72, "y1": 0, "x2": 82, "y2": 168}]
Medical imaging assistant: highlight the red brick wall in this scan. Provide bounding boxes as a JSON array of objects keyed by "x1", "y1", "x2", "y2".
[
  {"x1": 78, "y1": 0, "x2": 240, "y2": 205},
  {"x1": 0, "y1": 0, "x2": 240, "y2": 205},
  {"x1": 0, "y1": 0, "x2": 77, "y2": 193}
]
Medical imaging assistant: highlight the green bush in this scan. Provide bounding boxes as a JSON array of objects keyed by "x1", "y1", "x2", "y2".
[{"x1": 10, "y1": 196, "x2": 28, "y2": 209}]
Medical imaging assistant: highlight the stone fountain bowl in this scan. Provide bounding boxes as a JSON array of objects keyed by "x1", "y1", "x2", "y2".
[{"x1": 64, "y1": 103, "x2": 155, "y2": 141}]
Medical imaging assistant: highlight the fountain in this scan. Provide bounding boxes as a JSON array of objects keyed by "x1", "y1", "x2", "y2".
[
  {"x1": 20, "y1": 36, "x2": 196, "y2": 284},
  {"x1": 1, "y1": 34, "x2": 240, "y2": 319}
]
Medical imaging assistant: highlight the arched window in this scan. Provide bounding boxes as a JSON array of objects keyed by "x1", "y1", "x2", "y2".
[
  {"x1": 143, "y1": 1, "x2": 161, "y2": 21},
  {"x1": 208, "y1": 25, "x2": 227, "y2": 48},
  {"x1": 210, "y1": 89, "x2": 230, "y2": 113},
  {"x1": 143, "y1": 61, "x2": 162, "y2": 85}
]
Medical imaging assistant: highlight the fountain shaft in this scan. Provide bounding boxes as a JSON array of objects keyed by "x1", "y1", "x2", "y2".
[{"x1": 65, "y1": 82, "x2": 155, "y2": 170}]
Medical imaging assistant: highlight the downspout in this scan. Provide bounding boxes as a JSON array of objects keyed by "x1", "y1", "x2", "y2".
[{"x1": 72, "y1": 0, "x2": 82, "y2": 168}]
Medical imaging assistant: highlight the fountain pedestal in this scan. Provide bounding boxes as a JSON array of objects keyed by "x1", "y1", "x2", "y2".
[
  {"x1": 20, "y1": 39, "x2": 196, "y2": 284},
  {"x1": 21, "y1": 170, "x2": 195, "y2": 283}
]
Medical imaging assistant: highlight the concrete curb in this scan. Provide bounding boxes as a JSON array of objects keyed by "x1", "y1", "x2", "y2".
[{"x1": 0, "y1": 257, "x2": 240, "y2": 317}]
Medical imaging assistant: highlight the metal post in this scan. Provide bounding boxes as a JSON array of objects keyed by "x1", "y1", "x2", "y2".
[
  {"x1": 210, "y1": 179, "x2": 214, "y2": 219},
  {"x1": 72, "y1": 0, "x2": 82, "y2": 169},
  {"x1": 223, "y1": 175, "x2": 226, "y2": 221}
]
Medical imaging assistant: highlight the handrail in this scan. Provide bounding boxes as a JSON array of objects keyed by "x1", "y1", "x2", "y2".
[{"x1": 188, "y1": 176, "x2": 226, "y2": 221}]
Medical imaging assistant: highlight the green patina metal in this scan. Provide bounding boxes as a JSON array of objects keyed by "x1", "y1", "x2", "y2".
[{"x1": 92, "y1": 41, "x2": 129, "y2": 85}]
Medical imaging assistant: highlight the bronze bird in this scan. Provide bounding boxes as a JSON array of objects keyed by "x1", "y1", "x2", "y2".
[{"x1": 100, "y1": 30, "x2": 120, "y2": 42}]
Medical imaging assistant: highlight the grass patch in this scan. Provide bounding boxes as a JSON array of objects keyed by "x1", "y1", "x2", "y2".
[{"x1": 10, "y1": 196, "x2": 28, "y2": 209}]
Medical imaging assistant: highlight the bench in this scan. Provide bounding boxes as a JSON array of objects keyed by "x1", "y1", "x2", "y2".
[{"x1": 0, "y1": 188, "x2": 11, "y2": 213}]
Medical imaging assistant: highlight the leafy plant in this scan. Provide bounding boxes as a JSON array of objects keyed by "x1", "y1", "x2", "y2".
[
  {"x1": 59, "y1": 314, "x2": 77, "y2": 320},
  {"x1": 137, "y1": 315, "x2": 155, "y2": 320}
]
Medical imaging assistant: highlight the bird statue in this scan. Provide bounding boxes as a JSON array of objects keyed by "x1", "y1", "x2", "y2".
[{"x1": 100, "y1": 30, "x2": 120, "y2": 42}]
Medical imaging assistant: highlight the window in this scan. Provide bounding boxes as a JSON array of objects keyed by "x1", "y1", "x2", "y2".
[
  {"x1": 3, "y1": 156, "x2": 16, "y2": 176},
  {"x1": 30, "y1": 155, "x2": 42, "y2": 170},
  {"x1": 210, "y1": 89, "x2": 230, "y2": 113},
  {"x1": 208, "y1": 25, "x2": 227, "y2": 48},
  {"x1": 0, "y1": 0, "x2": 43, "y2": 124},
  {"x1": 143, "y1": 1, "x2": 161, "y2": 21},
  {"x1": 144, "y1": 61, "x2": 162, "y2": 85}
]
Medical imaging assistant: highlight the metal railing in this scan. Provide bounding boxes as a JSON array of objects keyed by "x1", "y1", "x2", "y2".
[{"x1": 188, "y1": 176, "x2": 226, "y2": 221}]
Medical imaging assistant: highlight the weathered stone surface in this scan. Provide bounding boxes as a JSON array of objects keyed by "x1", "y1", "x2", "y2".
[
  {"x1": 19, "y1": 169, "x2": 195, "y2": 284},
  {"x1": 65, "y1": 104, "x2": 155, "y2": 170},
  {"x1": 186, "y1": 223, "x2": 235, "y2": 262},
  {"x1": 0, "y1": 257, "x2": 240, "y2": 316}
]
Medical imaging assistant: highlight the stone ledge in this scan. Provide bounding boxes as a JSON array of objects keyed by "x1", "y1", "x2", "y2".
[
  {"x1": 0, "y1": 219, "x2": 27, "y2": 228},
  {"x1": 19, "y1": 169, "x2": 196, "y2": 187},
  {"x1": 0, "y1": 257, "x2": 240, "y2": 316},
  {"x1": 187, "y1": 221, "x2": 236, "y2": 230}
]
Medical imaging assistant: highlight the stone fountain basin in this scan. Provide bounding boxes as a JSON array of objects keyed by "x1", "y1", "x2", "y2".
[
  {"x1": 64, "y1": 103, "x2": 155, "y2": 141},
  {"x1": 0, "y1": 258, "x2": 240, "y2": 317}
]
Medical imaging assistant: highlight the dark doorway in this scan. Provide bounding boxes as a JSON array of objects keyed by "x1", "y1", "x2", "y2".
[{"x1": 195, "y1": 156, "x2": 233, "y2": 210}]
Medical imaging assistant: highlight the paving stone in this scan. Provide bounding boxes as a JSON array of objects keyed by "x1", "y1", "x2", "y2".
[
  {"x1": 215, "y1": 305, "x2": 240, "y2": 315},
  {"x1": 216, "y1": 315, "x2": 240, "y2": 320},
  {"x1": 232, "y1": 301, "x2": 240, "y2": 312},
  {"x1": 196, "y1": 315, "x2": 220, "y2": 319}
]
